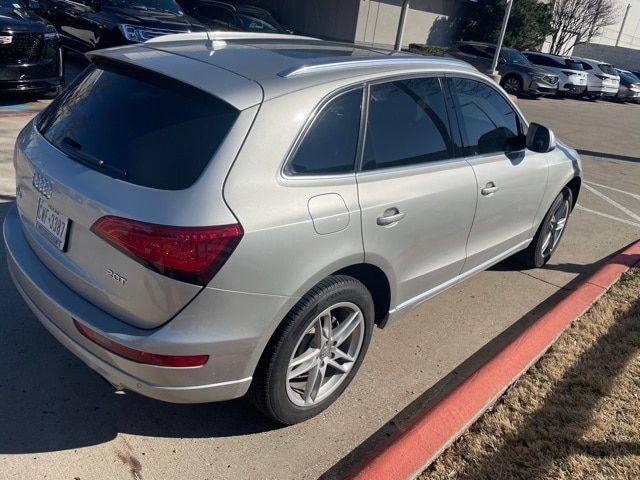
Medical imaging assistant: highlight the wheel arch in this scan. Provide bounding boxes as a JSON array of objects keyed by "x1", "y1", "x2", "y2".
[
  {"x1": 331, "y1": 263, "x2": 392, "y2": 327},
  {"x1": 566, "y1": 176, "x2": 581, "y2": 210}
]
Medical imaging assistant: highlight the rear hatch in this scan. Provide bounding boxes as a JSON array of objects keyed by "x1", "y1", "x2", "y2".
[
  {"x1": 598, "y1": 63, "x2": 620, "y2": 88},
  {"x1": 562, "y1": 59, "x2": 587, "y2": 85},
  {"x1": 14, "y1": 49, "x2": 261, "y2": 328}
]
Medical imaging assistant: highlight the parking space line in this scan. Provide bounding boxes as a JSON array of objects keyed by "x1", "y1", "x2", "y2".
[
  {"x1": 583, "y1": 184, "x2": 640, "y2": 223},
  {"x1": 576, "y1": 204, "x2": 640, "y2": 229},
  {"x1": 584, "y1": 181, "x2": 640, "y2": 202}
]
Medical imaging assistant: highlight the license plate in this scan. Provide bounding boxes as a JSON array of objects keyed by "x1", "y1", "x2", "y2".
[{"x1": 35, "y1": 198, "x2": 70, "y2": 251}]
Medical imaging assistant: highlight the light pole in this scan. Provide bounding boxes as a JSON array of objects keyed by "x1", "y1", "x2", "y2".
[
  {"x1": 395, "y1": 0, "x2": 411, "y2": 51},
  {"x1": 616, "y1": 3, "x2": 632, "y2": 47},
  {"x1": 489, "y1": 0, "x2": 513, "y2": 83}
]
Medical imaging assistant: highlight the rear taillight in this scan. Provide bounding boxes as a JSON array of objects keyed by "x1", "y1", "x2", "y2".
[
  {"x1": 74, "y1": 319, "x2": 209, "y2": 367},
  {"x1": 630, "y1": 84, "x2": 640, "y2": 92},
  {"x1": 91, "y1": 216, "x2": 243, "y2": 286},
  {"x1": 562, "y1": 70, "x2": 576, "y2": 76},
  {"x1": 595, "y1": 74, "x2": 608, "y2": 80}
]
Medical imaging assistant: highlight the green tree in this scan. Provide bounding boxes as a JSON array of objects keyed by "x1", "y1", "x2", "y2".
[{"x1": 458, "y1": 0, "x2": 553, "y2": 51}]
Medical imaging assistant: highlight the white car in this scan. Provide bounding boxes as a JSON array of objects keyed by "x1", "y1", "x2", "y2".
[
  {"x1": 576, "y1": 58, "x2": 620, "y2": 99},
  {"x1": 523, "y1": 52, "x2": 588, "y2": 97}
]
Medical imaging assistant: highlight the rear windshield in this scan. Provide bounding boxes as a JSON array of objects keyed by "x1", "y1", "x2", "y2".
[
  {"x1": 38, "y1": 63, "x2": 239, "y2": 190},
  {"x1": 565, "y1": 59, "x2": 584, "y2": 70},
  {"x1": 599, "y1": 64, "x2": 617, "y2": 75}
]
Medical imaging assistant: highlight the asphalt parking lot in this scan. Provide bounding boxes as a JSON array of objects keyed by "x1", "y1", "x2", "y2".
[{"x1": 0, "y1": 90, "x2": 638, "y2": 479}]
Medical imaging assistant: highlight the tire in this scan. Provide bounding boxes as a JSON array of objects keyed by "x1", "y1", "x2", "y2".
[
  {"x1": 248, "y1": 275, "x2": 374, "y2": 424},
  {"x1": 519, "y1": 188, "x2": 573, "y2": 268},
  {"x1": 501, "y1": 75, "x2": 523, "y2": 95}
]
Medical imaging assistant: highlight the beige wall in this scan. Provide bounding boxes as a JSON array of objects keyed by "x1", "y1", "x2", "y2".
[
  {"x1": 355, "y1": 0, "x2": 462, "y2": 48},
  {"x1": 590, "y1": 0, "x2": 640, "y2": 50},
  {"x1": 228, "y1": 0, "x2": 462, "y2": 48}
]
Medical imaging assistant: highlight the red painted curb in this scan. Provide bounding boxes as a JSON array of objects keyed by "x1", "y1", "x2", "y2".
[{"x1": 347, "y1": 239, "x2": 640, "y2": 480}]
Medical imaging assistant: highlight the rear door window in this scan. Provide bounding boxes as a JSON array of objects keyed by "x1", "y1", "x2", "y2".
[
  {"x1": 38, "y1": 63, "x2": 239, "y2": 190},
  {"x1": 451, "y1": 78, "x2": 523, "y2": 156},
  {"x1": 363, "y1": 77, "x2": 454, "y2": 170},
  {"x1": 287, "y1": 88, "x2": 363, "y2": 175}
]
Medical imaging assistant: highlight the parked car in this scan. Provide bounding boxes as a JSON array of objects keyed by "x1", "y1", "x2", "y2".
[
  {"x1": 448, "y1": 41, "x2": 558, "y2": 97},
  {"x1": 575, "y1": 58, "x2": 620, "y2": 100},
  {"x1": 522, "y1": 51, "x2": 588, "y2": 97},
  {"x1": 178, "y1": 1, "x2": 290, "y2": 33},
  {"x1": 4, "y1": 32, "x2": 582, "y2": 425},
  {"x1": 614, "y1": 69, "x2": 640, "y2": 103},
  {"x1": 0, "y1": 0, "x2": 64, "y2": 94},
  {"x1": 30, "y1": 0, "x2": 207, "y2": 53}
]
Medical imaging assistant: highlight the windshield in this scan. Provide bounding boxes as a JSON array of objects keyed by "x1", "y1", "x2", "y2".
[
  {"x1": 565, "y1": 59, "x2": 584, "y2": 71},
  {"x1": 501, "y1": 48, "x2": 530, "y2": 65},
  {"x1": 103, "y1": 0, "x2": 183, "y2": 14}
]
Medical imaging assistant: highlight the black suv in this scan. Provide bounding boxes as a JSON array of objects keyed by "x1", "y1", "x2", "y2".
[
  {"x1": 448, "y1": 41, "x2": 558, "y2": 97},
  {"x1": 178, "y1": 1, "x2": 290, "y2": 33},
  {"x1": 0, "y1": 0, "x2": 63, "y2": 93},
  {"x1": 31, "y1": 0, "x2": 207, "y2": 53}
]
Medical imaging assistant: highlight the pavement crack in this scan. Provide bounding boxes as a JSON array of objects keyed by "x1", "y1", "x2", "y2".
[{"x1": 518, "y1": 270, "x2": 570, "y2": 291}]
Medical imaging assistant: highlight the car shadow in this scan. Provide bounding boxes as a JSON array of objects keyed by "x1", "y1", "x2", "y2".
[{"x1": 0, "y1": 202, "x2": 281, "y2": 455}]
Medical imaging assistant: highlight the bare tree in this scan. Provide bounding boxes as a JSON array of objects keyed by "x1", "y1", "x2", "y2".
[{"x1": 549, "y1": 0, "x2": 620, "y2": 55}]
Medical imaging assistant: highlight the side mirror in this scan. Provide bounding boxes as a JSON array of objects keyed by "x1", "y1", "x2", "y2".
[
  {"x1": 526, "y1": 123, "x2": 556, "y2": 153},
  {"x1": 498, "y1": 57, "x2": 507, "y2": 65},
  {"x1": 28, "y1": 0, "x2": 42, "y2": 9}
]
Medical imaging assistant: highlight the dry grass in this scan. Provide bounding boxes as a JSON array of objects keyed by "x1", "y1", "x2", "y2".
[{"x1": 420, "y1": 267, "x2": 640, "y2": 480}]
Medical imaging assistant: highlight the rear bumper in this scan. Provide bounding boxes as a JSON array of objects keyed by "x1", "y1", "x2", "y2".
[
  {"x1": 618, "y1": 90, "x2": 640, "y2": 101},
  {"x1": 4, "y1": 206, "x2": 295, "y2": 403},
  {"x1": 587, "y1": 85, "x2": 618, "y2": 96},
  {"x1": 560, "y1": 83, "x2": 587, "y2": 95}
]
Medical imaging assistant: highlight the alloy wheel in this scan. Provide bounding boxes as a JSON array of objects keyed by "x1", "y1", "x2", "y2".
[
  {"x1": 541, "y1": 198, "x2": 570, "y2": 258},
  {"x1": 503, "y1": 77, "x2": 520, "y2": 94},
  {"x1": 286, "y1": 302, "x2": 365, "y2": 407}
]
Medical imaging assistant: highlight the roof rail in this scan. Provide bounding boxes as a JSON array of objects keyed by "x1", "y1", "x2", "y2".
[
  {"x1": 145, "y1": 31, "x2": 319, "y2": 44},
  {"x1": 278, "y1": 56, "x2": 469, "y2": 78}
]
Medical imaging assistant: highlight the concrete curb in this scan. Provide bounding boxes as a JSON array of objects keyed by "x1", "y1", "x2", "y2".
[
  {"x1": 0, "y1": 111, "x2": 39, "y2": 119},
  {"x1": 346, "y1": 239, "x2": 640, "y2": 480}
]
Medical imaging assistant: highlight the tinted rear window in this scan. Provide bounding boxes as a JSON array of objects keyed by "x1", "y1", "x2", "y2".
[
  {"x1": 599, "y1": 64, "x2": 617, "y2": 75},
  {"x1": 38, "y1": 64, "x2": 239, "y2": 190},
  {"x1": 565, "y1": 59, "x2": 584, "y2": 70}
]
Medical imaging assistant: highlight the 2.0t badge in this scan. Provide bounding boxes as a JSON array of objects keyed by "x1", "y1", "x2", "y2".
[{"x1": 106, "y1": 268, "x2": 127, "y2": 285}]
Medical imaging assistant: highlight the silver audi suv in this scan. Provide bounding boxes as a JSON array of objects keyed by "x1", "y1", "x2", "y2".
[{"x1": 3, "y1": 32, "x2": 582, "y2": 424}]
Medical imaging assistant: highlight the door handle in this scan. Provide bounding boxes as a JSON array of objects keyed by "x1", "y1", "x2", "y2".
[
  {"x1": 481, "y1": 182, "x2": 499, "y2": 196},
  {"x1": 377, "y1": 208, "x2": 405, "y2": 226}
]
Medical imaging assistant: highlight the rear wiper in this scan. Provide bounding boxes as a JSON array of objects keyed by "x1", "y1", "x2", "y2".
[{"x1": 61, "y1": 137, "x2": 128, "y2": 179}]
